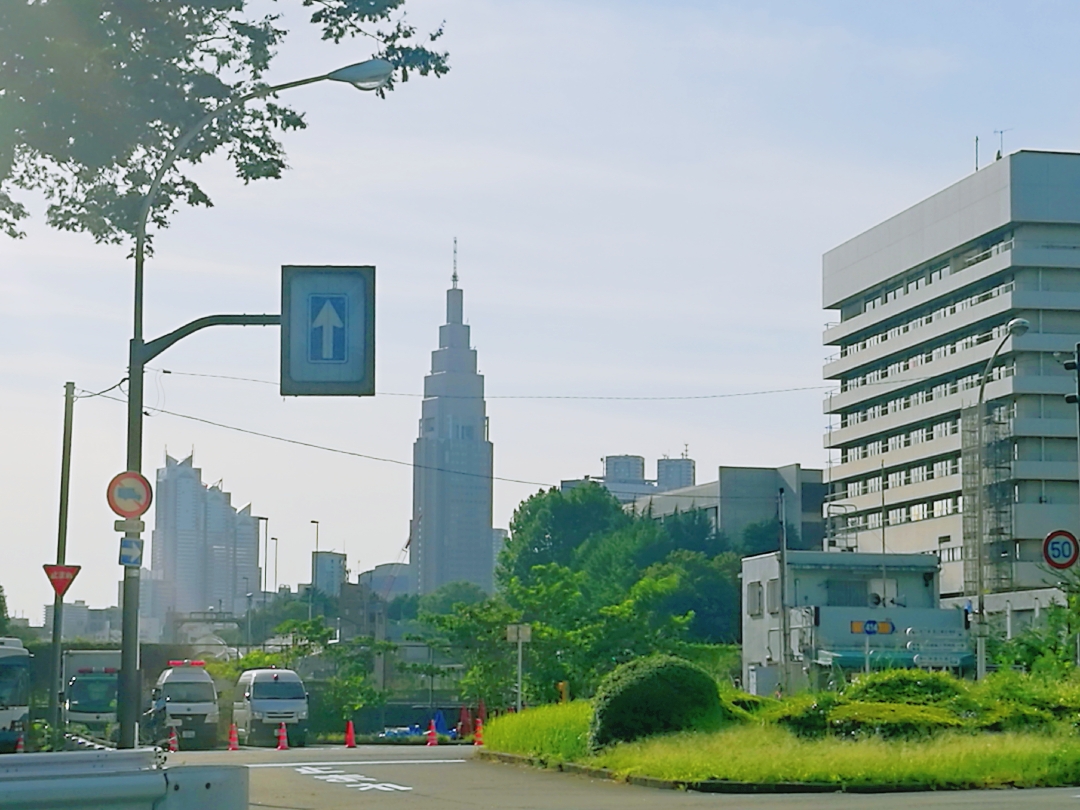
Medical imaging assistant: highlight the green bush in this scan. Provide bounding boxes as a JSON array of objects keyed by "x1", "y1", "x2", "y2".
[
  {"x1": 974, "y1": 702, "x2": 1055, "y2": 732},
  {"x1": 843, "y1": 669, "x2": 969, "y2": 706},
  {"x1": 588, "y1": 655, "x2": 733, "y2": 751},
  {"x1": 761, "y1": 692, "x2": 840, "y2": 738},
  {"x1": 723, "y1": 691, "x2": 778, "y2": 715},
  {"x1": 972, "y1": 670, "x2": 1080, "y2": 719},
  {"x1": 828, "y1": 701, "x2": 965, "y2": 739},
  {"x1": 484, "y1": 702, "x2": 592, "y2": 761}
]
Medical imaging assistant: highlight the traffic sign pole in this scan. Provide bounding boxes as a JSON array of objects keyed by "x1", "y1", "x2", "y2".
[{"x1": 48, "y1": 382, "x2": 75, "y2": 747}]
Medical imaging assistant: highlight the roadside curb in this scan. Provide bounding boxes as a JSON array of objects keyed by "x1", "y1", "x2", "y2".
[{"x1": 474, "y1": 750, "x2": 949, "y2": 794}]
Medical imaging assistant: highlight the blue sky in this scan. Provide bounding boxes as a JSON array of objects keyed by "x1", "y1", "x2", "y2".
[{"x1": 3, "y1": 0, "x2": 1078, "y2": 618}]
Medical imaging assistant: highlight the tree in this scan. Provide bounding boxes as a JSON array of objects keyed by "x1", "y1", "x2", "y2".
[
  {"x1": 740, "y1": 519, "x2": 801, "y2": 557},
  {"x1": 640, "y1": 550, "x2": 741, "y2": 644},
  {"x1": 418, "y1": 581, "x2": 486, "y2": 617},
  {"x1": 0, "y1": 1, "x2": 448, "y2": 241},
  {"x1": 0, "y1": 585, "x2": 8, "y2": 637},
  {"x1": 276, "y1": 616, "x2": 335, "y2": 669},
  {"x1": 387, "y1": 593, "x2": 419, "y2": 621},
  {"x1": 322, "y1": 635, "x2": 393, "y2": 721},
  {"x1": 498, "y1": 482, "x2": 630, "y2": 588}
]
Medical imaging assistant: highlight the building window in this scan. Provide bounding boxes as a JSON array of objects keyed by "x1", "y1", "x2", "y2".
[
  {"x1": 747, "y1": 582, "x2": 763, "y2": 617},
  {"x1": 766, "y1": 579, "x2": 781, "y2": 614}
]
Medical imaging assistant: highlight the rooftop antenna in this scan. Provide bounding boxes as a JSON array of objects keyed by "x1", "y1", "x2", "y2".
[
  {"x1": 975, "y1": 135, "x2": 979, "y2": 172},
  {"x1": 682, "y1": 443, "x2": 689, "y2": 459},
  {"x1": 452, "y1": 237, "x2": 458, "y2": 288},
  {"x1": 994, "y1": 128, "x2": 1012, "y2": 160}
]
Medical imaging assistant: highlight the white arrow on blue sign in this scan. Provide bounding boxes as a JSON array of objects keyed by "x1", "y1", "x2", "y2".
[
  {"x1": 281, "y1": 266, "x2": 375, "y2": 396},
  {"x1": 119, "y1": 537, "x2": 144, "y2": 567}
]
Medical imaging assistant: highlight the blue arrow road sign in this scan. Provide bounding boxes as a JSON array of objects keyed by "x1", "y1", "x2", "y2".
[
  {"x1": 119, "y1": 537, "x2": 144, "y2": 567},
  {"x1": 281, "y1": 266, "x2": 375, "y2": 396},
  {"x1": 309, "y1": 295, "x2": 348, "y2": 363}
]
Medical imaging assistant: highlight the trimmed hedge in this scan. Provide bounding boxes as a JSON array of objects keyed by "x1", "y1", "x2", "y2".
[
  {"x1": 763, "y1": 692, "x2": 840, "y2": 738},
  {"x1": 843, "y1": 669, "x2": 968, "y2": 706},
  {"x1": 828, "y1": 701, "x2": 965, "y2": 739},
  {"x1": 588, "y1": 655, "x2": 733, "y2": 751}
]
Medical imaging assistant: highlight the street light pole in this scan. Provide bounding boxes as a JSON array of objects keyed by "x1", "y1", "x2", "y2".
[
  {"x1": 115, "y1": 58, "x2": 394, "y2": 748},
  {"x1": 272, "y1": 537, "x2": 279, "y2": 594},
  {"x1": 254, "y1": 516, "x2": 269, "y2": 611},
  {"x1": 48, "y1": 382, "x2": 76, "y2": 747},
  {"x1": 974, "y1": 317, "x2": 1030, "y2": 681},
  {"x1": 310, "y1": 520, "x2": 320, "y2": 620}
]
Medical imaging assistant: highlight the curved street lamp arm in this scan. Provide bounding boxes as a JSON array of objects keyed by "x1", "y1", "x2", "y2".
[
  {"x1": 976, "y1": 331, "x2": 1013, "y2": 408},
  {"x1": 133, "y1": 72, "x2": 328, "y2": 339}
]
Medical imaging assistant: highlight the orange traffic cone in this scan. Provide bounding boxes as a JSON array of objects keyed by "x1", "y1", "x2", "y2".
[
  {"x1": 473, "y1": 718, "x2": 484, "y2": 747},
  {"x1": 168, "y1": 727, "x2": 179, "y2": 752},
  {"x1": 425, "y1": 720, "x2": 438, "y2": 747},
  {"x1": 14, "y1": 734, "x2": 24, "y2": 753},
  {"x1": 345, "y1": 720, "x2": 356, "y2": 748},
  {"x1": 227, "y1": 723, "x2": 239, "y2": 751},
  {"x1": 276, "y1": 722, "x2": 289, "y2": 751}
]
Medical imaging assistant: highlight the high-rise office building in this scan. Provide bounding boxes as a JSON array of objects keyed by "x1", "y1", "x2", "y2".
[
  {"x1": 151, "y1": 454, "x2": 261, "y2": 616},
  {"x1": 410, "y1": 275, "x2": 494, "y2": 594},
  {"x1": 823, "y1": 150, "x2": 1080, "y2": 603}
]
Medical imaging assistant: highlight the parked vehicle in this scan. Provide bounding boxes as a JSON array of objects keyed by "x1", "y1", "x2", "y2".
[
  {"x1": 233, "y1": 668, "x2": 308, "y2": 747},
  {"x1": 0, "y1": 639, "x2": 30, "y2": 753},
  {"x1": 144, "y1": 659, "x2": 219, "y2": 749},
  {"x1": 62, "y1": 650, "x2": 120, "y2": 731}
]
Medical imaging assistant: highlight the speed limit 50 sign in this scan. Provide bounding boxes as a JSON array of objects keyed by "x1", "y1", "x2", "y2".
[{"x1": 1043, "y1": 530, "x2": 1079, "y2": 570}]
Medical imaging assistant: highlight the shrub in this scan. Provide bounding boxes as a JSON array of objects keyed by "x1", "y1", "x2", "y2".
[
  {"x1": 972, "y1": 670, "x2": 1080, "y2": 719},
  {"x1": 828, "y1": 701, "x2": 965, "y2": 739},
  {"x1": 588, "y1": 655, "x2": 733, "y2": 751},
  {"x1": 761, "y1": 692, "x2": 840, "y2": 738},
  {"x1": 484, "y1": 701, "x2": 592, "y2": 761},
  {"x1": 974, "y1": 702, "x2": 1054, "y2": 732},
  {"x1": 844, "y1": 669, "x2": 968, "y2": 706},
  {"x1": 723, "y1": 691, "x2": 778, "y2": 715}
]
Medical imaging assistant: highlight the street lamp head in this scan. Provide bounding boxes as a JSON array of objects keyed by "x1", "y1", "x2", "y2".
[
  {"x1": 327, "y1": 58, "x2": 394, "y2": 91},
  {"x1": 1006, "y1": 317, "x2": 1030, "y2": 337}
]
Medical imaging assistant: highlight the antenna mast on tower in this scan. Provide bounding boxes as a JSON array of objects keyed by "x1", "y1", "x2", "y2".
[{"x1": 452, "y1": 237, "x2": 458, "y2": 288}]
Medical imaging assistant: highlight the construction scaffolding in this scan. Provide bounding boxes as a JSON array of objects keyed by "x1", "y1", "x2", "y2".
[{"x1": 962, "y1": 404, "x2": 1015, "y2": 597}]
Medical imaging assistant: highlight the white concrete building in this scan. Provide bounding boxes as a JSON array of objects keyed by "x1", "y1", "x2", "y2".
[{"x1": 823, "y1": 150, "x2": 1080, "y2": 599}]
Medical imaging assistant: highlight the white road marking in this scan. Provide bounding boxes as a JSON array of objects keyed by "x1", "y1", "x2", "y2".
[
  {"x1": 291, "y1": 763, "x2": 414, "y2": 793},
  {"x1": 247, "y1": 758, "x2": 465, "y2": 769}
]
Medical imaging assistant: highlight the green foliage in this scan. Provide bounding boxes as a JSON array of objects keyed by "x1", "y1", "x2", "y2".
[
  {"x1": 0, "y1": 584, "x2": 8, "y2": 636},
  {"x1": 588, "y1": 725, "x2": 1080, "y2": 789},
  {"x1": 0, "y1": 0, "x2": 448, "y2": 241},
  {"x1": 588, "y1": 655, "x2": 732, "y2": 751},
  {"x1": 638, "y1": 551, "x2": 740, "y2": 643},
  {"x1": 498, "y1": 483, "x2": 630, "y2": 588},
  {"x1": 740, "y1": 519, "x2": 801, "y2": 556},
  {"x1": 484, "y1": 701, "x2": 592, "y2": 762},
  {"x1": 276, "y1": 616, "x2": 335, "y2": 668},
  {"x1": 417, "y1": 599, "x2": 522, "y2": 708},
  {"x1": 205, "y1": 649, "x2": 286, "y2": 686},
  {"x1": 418, "y1": 581, "x2": 487, "y2": 616},
  {"x1": 843, "y1": 668, "x2": 969, "y2": 706},
  {"x1": 388, "y1": 594, "x2": 419, "y2": 621},
  {"x1": 828, "y1": 701, "x2": 965, "y2": 739},
  {"x1": 761, "y1": 692, "x2": 840, "y2": 738}
]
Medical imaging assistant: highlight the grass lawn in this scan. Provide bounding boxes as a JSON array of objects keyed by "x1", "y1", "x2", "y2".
[
  {"x1": 485, "y1": 702, "x2": 1080, "y2": 789},
  {"x1": 591, "y1": 724, "x2": 1080, "y2": 788}
]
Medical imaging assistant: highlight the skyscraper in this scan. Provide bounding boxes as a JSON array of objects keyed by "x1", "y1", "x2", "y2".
[
  {"x1": 151, "y1": 455, "x2": 261, "y2": 616},
  {"x1": 410, "y1": 274, "x2": 494, "y2": 594}
]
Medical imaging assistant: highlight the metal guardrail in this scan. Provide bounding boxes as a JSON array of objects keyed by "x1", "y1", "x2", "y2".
[{"x1": 0, "y1": 748, "x2": 247, "y2": 809}]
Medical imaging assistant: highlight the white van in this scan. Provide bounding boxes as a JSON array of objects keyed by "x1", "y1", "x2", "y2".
[
  {"x1": 233, "y1": 668, "x2": 309, "y2": 747},
  {"x1": 145, "y1": 660, "x2": 219, "y2": 749}
]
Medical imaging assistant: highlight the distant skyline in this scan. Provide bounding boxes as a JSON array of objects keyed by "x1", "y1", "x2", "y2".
[{"x1": 5, "y1": 0, "x2": 1080, "y2": 618}]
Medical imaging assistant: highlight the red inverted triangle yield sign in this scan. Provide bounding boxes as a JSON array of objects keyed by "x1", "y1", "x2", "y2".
[{"x1": 43, "y1": 565, "x2": 81, "y2": 598}]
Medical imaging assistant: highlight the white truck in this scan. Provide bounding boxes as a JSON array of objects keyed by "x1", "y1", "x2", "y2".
[
  {"x1": 62, "y1": 649, "x2": 121, "y2": 731},
  {"x1": 0, "y1": 638, "x2": 31, "y2": 753}
]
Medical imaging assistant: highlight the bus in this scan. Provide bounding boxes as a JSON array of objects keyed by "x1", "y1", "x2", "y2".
[{"x1": 0, "y1": 638, "x2": 30, "y2": 753}]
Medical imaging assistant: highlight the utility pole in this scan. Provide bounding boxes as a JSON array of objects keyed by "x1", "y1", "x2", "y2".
[
  {"x1": 48, "y1": 382, "x2": 75, "y2": 747},
  {"x1": 1065, "y1": 343, "x2": 1080, "y2": 516},
  {"x1": 777, "y1": 489, "x2": 789, "y2": 694}
]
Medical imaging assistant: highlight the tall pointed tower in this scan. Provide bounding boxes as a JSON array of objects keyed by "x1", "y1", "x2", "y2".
[{"x1": 410, "y1": 273, "x2": 494, "y2": 594}]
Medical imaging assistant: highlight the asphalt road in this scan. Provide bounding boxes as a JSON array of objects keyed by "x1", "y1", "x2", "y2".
[{"x1": 167, "y1": 744, "x2": 1080, "y2": 810}]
